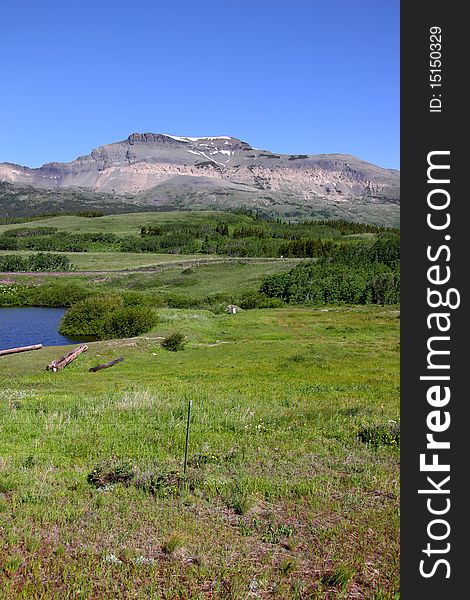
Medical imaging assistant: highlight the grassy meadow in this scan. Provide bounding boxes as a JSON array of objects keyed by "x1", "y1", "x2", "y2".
[
  {"x1": 0, "y1": 261, "x2": 300, "y2": 312},
  {"x1": 0, "y1": 212, "x2": 400, "y2": 599},
  {"x1": 0, "y1": 211, "x2": 394, "y2": 238},
  {"x1": 0, "y1": 251, "x2": 298, "y2": 274},
  {"x1": 0, "y1": 307, "x2": 399, "y2": 599},
  {"x1": 0, "y1": 250, "x2": 208, "y2": 271},
  {"x1": 0, "y1": 211, "x2": 254, "y2": 237}
]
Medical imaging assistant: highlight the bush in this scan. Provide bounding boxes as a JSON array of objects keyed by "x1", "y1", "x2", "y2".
[
  {"x1": 100, "y1": 306, "x2": 158, "y2": 339},
  {"x1": 239, "y1": 291, "x2": 284, "y2": 309},
  {"x1": 202, "y1": 292, "x2": 235, "y2": 307},
  {"x1": 366, "y1": 270, "x2": 400, "y2": 304},
  {"x1": 161, "y1": 331, "x2": 186, "y2": 352},
  {"x1": 165, "y1": 294, "x2": 195, "y2": 309},
  {"x1": 0, "y1": 231, "x2": 120, "y2": 252},
  {"x1": 260, "y1": 236, "x2": 400, "y2": 306},
  {"x1": 260, "y1": 257, "x2": 399, "y2": 305},
  {"x1": 59, "y1": 294, "x2": 124, "y2": 337},
  {"x1": 0, "y1": 252, "x2": 72, "y2": 272},
  {"x1": 87, "y1": 458, "x2": 135, "y2": 488},
  {"x1": 188, "y1": 451, "x2": 221, "y2": 468},
  {"x1": 357, "y1": 421, "x2": 400, "y2": 448},
  {"x1": 134, "y1": 468, "x2": 185, "y2": 497},
  {"x1": 0, "y1": 255, "x2": 25, "y2": 270},
  {"x1": 30, "y1": 283, "x2": 89, "y2": 307},
  {"x1": 59, "y1": 294, "x2": 158, "y2": 339},
  {"x1": 0, "y1": 282, "x2": 90, "y2": 307},
  {"x1": 120, "y1": 291, "x2": 148, "y2": 306}
]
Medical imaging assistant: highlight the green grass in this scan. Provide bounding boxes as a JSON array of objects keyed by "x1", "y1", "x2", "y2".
[
  {"x1": 0, "y1": 210, "x2": 399, "y2": 597},
  {"x1": 0, "y1": 249, "x2": 209, "y2": 270},
  {"x1": 0, "y1": 210, "x2": 391, "y2": 246},
  {"x1": 99, "y1": 260, "x2": 299, "y2": 299},
  {"x1": 0, "y1": 306, "x2": 399, "y2": 598},
  {"x1": 0, "y1": 261, "x2": 300, "y2": 311},
  {"x1": 0, "y1": 211, "x2": 255, "y2": 237},
  {"x1": 0, "y1": 249, "x2": 300, "y2": 272}
]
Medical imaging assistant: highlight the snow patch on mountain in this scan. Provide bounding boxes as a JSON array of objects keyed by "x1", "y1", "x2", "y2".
[{"x1": 164, "y1": 134, "x2": 232, "y2": 143}]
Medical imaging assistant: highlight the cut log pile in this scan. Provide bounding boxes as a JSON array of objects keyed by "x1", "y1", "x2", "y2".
[
  {"x1": 46, "y1": 344, "x2": 88, "y2": 372},
  {"x1": 2, "y1": 342, "x2": 126, "y2": 375}
]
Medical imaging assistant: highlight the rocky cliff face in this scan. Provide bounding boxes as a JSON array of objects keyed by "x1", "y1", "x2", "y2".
[{"x1": 0, "y1": 133, "x2": 400, "y2": 225}]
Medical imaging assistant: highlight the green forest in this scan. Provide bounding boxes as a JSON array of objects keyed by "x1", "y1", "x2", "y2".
[
  {"x1": 0, "y1": 214, "x2": 397, "y2": 258},
  {"x1": 261, "y1": 237, "x2": 399, "y2": 305}
]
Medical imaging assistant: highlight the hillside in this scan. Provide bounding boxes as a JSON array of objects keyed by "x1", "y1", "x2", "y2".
[
  {"x1": 0, "y1": 306, "x2": 399, "y2": 597},
  {"x1": 0, "y1": 134, "x2": 400, "y2": 226}
]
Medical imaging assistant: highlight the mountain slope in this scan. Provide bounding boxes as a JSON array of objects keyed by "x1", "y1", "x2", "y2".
[{"x1": 0, "y1": 133, "x2": 400, "y2": 225}]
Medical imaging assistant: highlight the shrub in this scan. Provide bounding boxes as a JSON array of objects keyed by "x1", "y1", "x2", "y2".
[
  {"x1": 28, "y1": 253, "x2": 72, "y2": 271},
  {"x1": 239, "y1": 291, "x2": 284, "y2": 309},
  {"x1": 366, "y1": 269, "x2": 400, "y2": 304},
  {"x1": 87, "y1": 458, "x2": 135, "y2": 488},
  {"x1": 165, "y1": 294, "x2": 195, "y2": 309},
  {"x1": 134, "y1": 468, "x2": 185, "y2": 497},
  {"x1": 0, "y1": 252, "x2": 72, "y2": 271},
  {"x1": 60, "y1": 294, "x2": 157, "y2": 339},
  {"x1": 261, "y1": 262, "x2": 399, "y2": 305},
  {"x1": 260, "y1": 237, "x2": 400, "y2": 306},
  {"x1": 161, "y1": 331, "x2": 186, "y2": 352},
  {"x1": 202, "y1": 292, "x2": 234, "y2": 306},
  {"x1": 99, "y1": 306, "x2": 158, "y2": 339},
  {"x1": 209, "y1": 303, "x2": 228, "y2": 315},
  {"x1": 30, "y1": 282, "x2": 89, "y2": 307},
  {"x1": 0, "y1": 255, "x2": 26, "y2": 271},
  {"x1": 357, "y1": 421, "x2": 400, "y2": 448},
  {"x1": 0, "y1": 282, "x2": 89, "y2": 307},
  {"x1": 188, "y1": 451, "x2": 221, "y2": 468},
  {"x1": 59, "y1": 294, "x2": 124, "y2": 337},
  {"x1": 120, "y1": 291, "x2": 147, "y2": 306}
]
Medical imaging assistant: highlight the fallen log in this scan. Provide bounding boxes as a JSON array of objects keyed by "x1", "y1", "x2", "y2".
[
  {"x1": 0, "y1": 344, "x2": 43, "y2": 357},
  {"x1": 89, "y1": 356, "x2": 124, "y2": 372},
  {"x1": 46, "y1": 344, "x2": 88, "y2": 372}
]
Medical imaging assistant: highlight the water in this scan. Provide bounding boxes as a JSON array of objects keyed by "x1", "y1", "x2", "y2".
[{"x1": 0, "y1": 307, "x2": 92, "y2": 349}]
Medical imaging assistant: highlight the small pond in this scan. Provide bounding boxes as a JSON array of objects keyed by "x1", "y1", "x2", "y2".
[{"x1": 0, "y1": 307, "x2": 93, "y2": 349}]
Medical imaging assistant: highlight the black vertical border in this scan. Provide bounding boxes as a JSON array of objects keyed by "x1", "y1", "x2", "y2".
[{"x1": 401, "y1": 2, "x2": 466, "y2": 598}]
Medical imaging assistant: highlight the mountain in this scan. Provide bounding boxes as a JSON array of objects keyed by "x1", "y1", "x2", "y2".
[{"x1": 0, "y1": 133, "x2": 400, "y2": 226}]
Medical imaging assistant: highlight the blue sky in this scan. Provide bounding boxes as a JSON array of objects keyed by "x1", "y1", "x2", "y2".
[{"x1": 1, "y1": 0, "x2": 399, "y2": 169}]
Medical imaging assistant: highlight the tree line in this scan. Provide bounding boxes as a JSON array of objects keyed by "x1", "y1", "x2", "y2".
[
  {"x1": 260, "y1": 237, "x2": 400, "y2": 305},
  {"x1": 0, "y1": 217, "x2": 399, "y2": 260},
  {"x1": 0, "y1": 253, "x2": 72, "y2": 272}
]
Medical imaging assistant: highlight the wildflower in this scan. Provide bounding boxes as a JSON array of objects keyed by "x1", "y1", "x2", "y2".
[{"x1": 103, "y1": 554, "x2": 122, "y2": 564}]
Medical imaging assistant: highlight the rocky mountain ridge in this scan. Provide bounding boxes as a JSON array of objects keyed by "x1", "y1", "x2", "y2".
[{"x1": 0, "y1": 133, "x2": 400, "y2": 225}]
